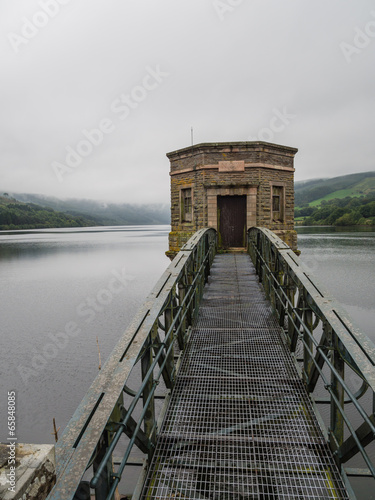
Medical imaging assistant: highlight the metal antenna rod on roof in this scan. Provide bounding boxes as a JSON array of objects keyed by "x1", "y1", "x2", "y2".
[{"x1": 191, "y1": 127, "x2": 194, "y2": 146}]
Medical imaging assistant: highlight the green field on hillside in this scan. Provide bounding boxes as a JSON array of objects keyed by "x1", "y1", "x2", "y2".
[
  {"x1": 309, "y1": 188, "x2": 362, "y2": 206},
  {"x1": 295, "y1": 172, "x2": 375, "y2": 208}
]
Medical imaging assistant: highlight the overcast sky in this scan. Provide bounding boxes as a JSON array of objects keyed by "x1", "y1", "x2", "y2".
[{"x1": 1, "y1": 0, "x2": 374, "y2": 204}]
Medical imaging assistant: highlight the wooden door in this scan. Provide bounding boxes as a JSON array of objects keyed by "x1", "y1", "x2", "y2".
[{"x1": 218, "y1": 195, "x2": 246, "y2": 248}]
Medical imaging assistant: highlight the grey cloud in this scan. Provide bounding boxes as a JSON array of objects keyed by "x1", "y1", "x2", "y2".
[{"x1": 1, "y1": 0, "x2": 374, "y2": 203}]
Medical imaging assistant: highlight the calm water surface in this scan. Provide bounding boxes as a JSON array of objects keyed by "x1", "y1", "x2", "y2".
[
  {"x1": 296, "y1": 226, "x2": 375, "y2": 341},
  {"x1": 0, "y1": 226, "x2": 170, "y2": 445}
]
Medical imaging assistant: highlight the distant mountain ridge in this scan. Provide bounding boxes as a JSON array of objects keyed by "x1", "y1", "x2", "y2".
[
  {"x1": 6, "y1": 192, "x2": 170, "y2": 226},
  {"x1": 295, "y1": 171, "x2": 375, "y2": 207},
  {"x1": 0, "y1": 192, "x2": 170, "y2": 230},
  {"x1": 0, "y1": 195, "x2": 99, "y2": 230}
]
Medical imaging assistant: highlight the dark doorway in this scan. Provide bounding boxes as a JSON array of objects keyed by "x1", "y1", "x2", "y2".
[{"x1": 218, "y1": 195, "x2": 246, "y2": 248}]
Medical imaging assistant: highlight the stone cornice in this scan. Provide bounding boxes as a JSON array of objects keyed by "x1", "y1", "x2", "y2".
[
  {"x1": 170, "y1": 163, "x2": 295, "y2": 176},
  {"x1": 167, "y1": 141, "x2": 298, "y2": 160}
]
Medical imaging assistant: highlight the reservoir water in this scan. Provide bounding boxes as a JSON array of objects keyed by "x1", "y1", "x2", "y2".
[
  {"x1": 296, "y1": 226, "x2": 375, "y2": 341},
  {"x1": 0, "y1": 225, "x2": 374, "y2": 496},
  {"x1": 0, "y1": 226, "x2": 170, "y2": 445}
]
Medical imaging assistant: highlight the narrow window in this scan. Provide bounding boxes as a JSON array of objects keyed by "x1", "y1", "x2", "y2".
[
  {"x1": 272, "y1": 186, "x2": 284, "y2": 222},
  {"x1": 272, "y1": 195, "x2": 280, "y2": 212},
  {"x1": 181, "y1": 188, "x2": 192, "y2": 222}
]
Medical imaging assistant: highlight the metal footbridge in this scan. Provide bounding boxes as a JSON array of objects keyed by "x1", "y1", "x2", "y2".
[
  {"x1": 48, "y1": 228, "x2": 375, "y2": 499},
  {"x1": 142, "y1": 252, "x2": 346, "y2": 498}
]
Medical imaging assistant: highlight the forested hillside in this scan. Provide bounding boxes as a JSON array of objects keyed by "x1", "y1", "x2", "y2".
[
  {"x1": 0, "y1": 195, "x2": 99, "y2": 230},
  {"x1": 0, "y1": 192, "x2": 170, "y2": 230},
  {"x1": 294, "y1": 171, "x2": 375, "y2": 226},
  {"x1": 295, "y1": 171, "x2": 375, "y2": 207},
  {"x1": 295, "y1": 193, "x2": 375, "y2": 226},
  {"x1": 12, "y1": 193, "x2": 170, "y2": 226}
]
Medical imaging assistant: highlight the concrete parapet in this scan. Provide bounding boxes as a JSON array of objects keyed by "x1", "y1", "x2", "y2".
[{"x1": 0, "y1": 443, "x2": 55, "y2": 500}]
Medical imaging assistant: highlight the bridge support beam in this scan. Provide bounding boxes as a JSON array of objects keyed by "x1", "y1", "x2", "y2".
[
  {"x1": 307, "y1": 323, "x2": 330, "y2": 393},
  {"x1": 338, "y1": 413, "x2": 375, "y2": 463}
]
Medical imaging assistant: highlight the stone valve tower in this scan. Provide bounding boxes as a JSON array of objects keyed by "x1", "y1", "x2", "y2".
[{"x1": 166, "y1": 141, "x2": 298, "y2": 259}]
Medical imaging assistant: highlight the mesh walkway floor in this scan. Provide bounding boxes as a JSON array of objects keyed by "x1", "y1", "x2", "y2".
[{"x1": 141, "y1": 254, "x2": 348, "y2": 499}]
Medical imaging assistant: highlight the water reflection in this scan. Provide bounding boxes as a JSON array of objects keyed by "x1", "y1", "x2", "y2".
[
  {"x1": 0, "y1": 226, "x2": 170, "y2": 445},
  {"x1": 297, "y1": 226, "x2": 375, "y2": 338}
]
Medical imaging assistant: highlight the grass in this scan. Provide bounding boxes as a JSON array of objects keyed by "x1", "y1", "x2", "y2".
[
  {"x1": 307, "y1": 177, "x2": 375, "y2": 207},
  {"x1": 309, "y1": 188, "x2": 361, "y2": 206}
]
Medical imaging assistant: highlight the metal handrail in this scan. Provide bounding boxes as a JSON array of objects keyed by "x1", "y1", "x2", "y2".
[
  {"x1": 248, "y1": 227, "x2": 375, "y2": 483},
  {"x1": 47, "y1": 228, "x2": 217, "y2": 500}
]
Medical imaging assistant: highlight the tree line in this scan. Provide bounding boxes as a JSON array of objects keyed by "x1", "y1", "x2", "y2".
[
  {"x1": 0, "y1": 201, "x2": 98, "y2": 230},
  {"x1": 295, "y1": 194, "x2": 375, "y2": 226}
]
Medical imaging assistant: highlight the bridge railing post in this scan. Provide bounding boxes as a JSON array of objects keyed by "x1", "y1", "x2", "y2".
[
  {"x1": 256, "y1": 230, "x2": 262, "y2": 282},
  {"x1": 141, "y1": 325, "x2": 157, "y2": 459},
  {"x1": 303, "y1": 300, "x2": 314, "y2": 386},
  {"x1": 272, "y1": 248, "x2": 286, "y2": 322},
  {"x1": 284, "y1": 272, "x2": 296, "y2": 347},
  {"x1": 274, "y1": 255, "x2": 283, "y2": 327},
  {"x1": 191, "y1": 248, "x2": 199, "y2": 322},
  {"x1": 330, "y1": 328, "x2": 345, "y2": 457},
  {"x1": 187, "y1": 263, "x2": 195, "y2": 326},
  {"x1": 92, "y1": 433, "x2": 112, "y2": 500},
  {"x1": 197, "y1": 241, "x2": 204, "y2": 305},
  {"x1": 162, "y1": 301, "x2": 175, "y2": 387},
  {"x1": 261, "y1": 236, "x2": 269, "y2": 298},
  {"x1": 177, "y1": 280, "x2": 188, "y2": 349},
  {"x1": 204, "y1": 233, "x2": 210, "y2": 284}
]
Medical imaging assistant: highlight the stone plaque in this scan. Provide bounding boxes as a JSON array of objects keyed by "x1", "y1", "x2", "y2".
[{"x1": 218, "y1": 160, "x2": 245, "y2": 172}]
